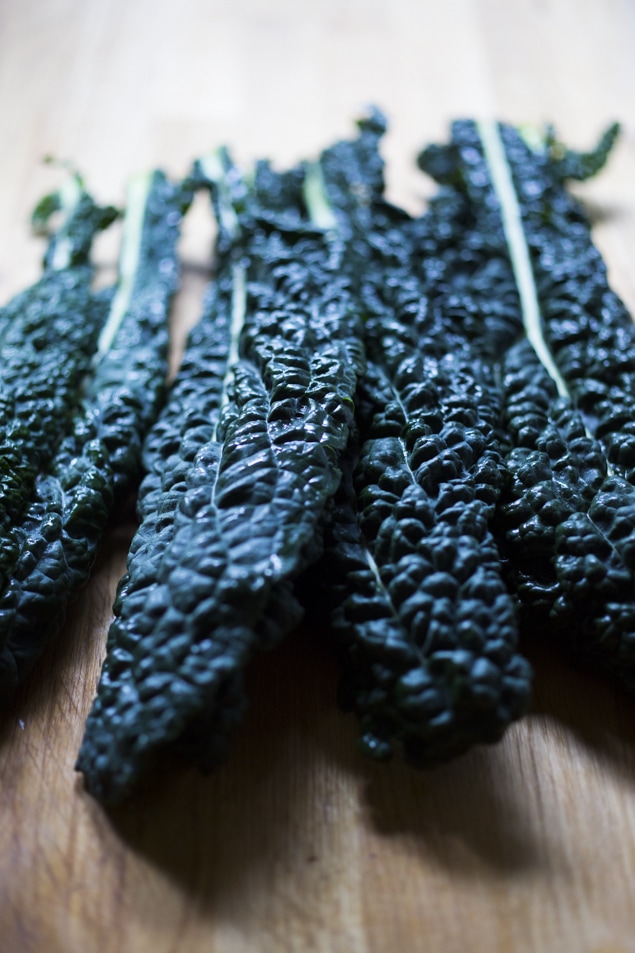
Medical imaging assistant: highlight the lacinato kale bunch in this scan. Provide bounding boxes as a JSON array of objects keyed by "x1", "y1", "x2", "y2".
[
  {"x1": 0, "y1": 170, "x2": 192, "y2": 706},
  {"x1": 0, "y1": 110, "x2": 611, "y2": 798},
  {"x1": 419, "y1": 119, "x2": 635, "y2": 689},
  {"x1": 298, "y1": 114, "x2": 532, "y2": 766},
  {"x1": 76, "y1": 150, "x2": 365, "y2": 804}
]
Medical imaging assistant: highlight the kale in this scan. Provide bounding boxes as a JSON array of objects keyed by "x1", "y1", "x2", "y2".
[
  {"x1": 492, "y1": 337, "x2": 635, "y2": 687},
  {"x1": 0, "y1": 170, "x2": 191, "y2": 707},
  {"x1": 491, "y1": 337, "x2": 635, "y2": 690},
  {"x1": 0, "y1": 178, "x2": 117, "y2": 589},
  {"x1": 76, "y1": 152, "x2": 365, "y2": 804},
  {"x1": 60, "y1": 112, "x2": 635, "y2": 793},
  {"x1": 298, "y1": 116, "x2": 531, "y2": 766},
  {"x1": 316, "y1": 352, "x2": 531, "y2": 765},
  {"x1": 419, "y1": 119, "x2": 634, "y2": 474},
  {"x1": 31, "y1": 171, "x2": 119, "y2": 271},
  {"x1": 419, "y1": 119, "x2": 635, "y2": 688},
  {"x1": 498, "y1": 123, "x2": 635, "y2": 482}
]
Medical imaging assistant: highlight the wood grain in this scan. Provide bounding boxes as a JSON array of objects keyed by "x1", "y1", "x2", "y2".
[{"x1": 1, "y1": 1, "x2": 635, "y2": 951}]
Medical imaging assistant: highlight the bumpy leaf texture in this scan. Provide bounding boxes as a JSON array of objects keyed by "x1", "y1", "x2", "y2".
[
  {"x1": 419, "y1": 119, "x2": 633, "y2": 474},
  {"x1": 0, "y1": 171, "x2": 190, "y2": 706},
  {"x1": 300, "y1": 113, "x2": 532, "y2": 766},
  {"x1": 419, "y1": 119, "x2": 635, "y2": 689},
  {"x1": 0, "y1": 183, "x2": 117, "y2": 589},
  {"x1": 76, "y1": 155, "x2": 364, "y2": 804}
]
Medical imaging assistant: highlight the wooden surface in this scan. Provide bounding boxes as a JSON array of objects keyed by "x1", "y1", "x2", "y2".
[{"x1": 1, "y1": 2, "x2": 635, "y2": 951}]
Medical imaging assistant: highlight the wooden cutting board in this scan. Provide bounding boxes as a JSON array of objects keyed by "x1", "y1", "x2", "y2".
[{"x1": 1, "y1": 1, "x2": 635, "y2": 950}]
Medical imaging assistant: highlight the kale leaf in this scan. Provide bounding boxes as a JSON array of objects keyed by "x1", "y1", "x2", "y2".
[
  {"x1": 419, "y1": 118, "x2": 635, "y2": 688},
  {"x1": 76, "y1": 152, "x2": 364, "y2": 804},
  {"x1": 0, "y1": 171, "x2": 191, "y2": 706},
  {"x1": 299, "y1": 114, "x2": 531, "y2": 766}
]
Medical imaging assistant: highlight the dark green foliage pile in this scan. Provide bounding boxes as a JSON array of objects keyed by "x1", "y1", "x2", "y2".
[
  {"x1": 76, "y1": 112, "x2": 635, "y2": 800},
  {"x1": 2, "y1": 109, "x2": 633, "y2": 804}
]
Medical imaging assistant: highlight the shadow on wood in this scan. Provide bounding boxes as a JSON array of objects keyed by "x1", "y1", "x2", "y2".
[{"x1": 90, "y1": 621, "x2": 557, "y2": 914}]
